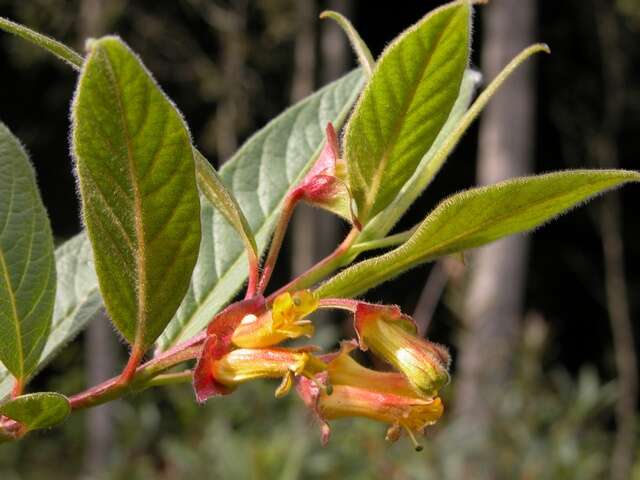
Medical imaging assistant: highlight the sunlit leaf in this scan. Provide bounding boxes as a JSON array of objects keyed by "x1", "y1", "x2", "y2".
[
  {"x1": 344, "y1": 1, "x2": 470, "y2": 224},
  {"x1": 318, "y1": 170, "x2": 640, "y2": 298}
]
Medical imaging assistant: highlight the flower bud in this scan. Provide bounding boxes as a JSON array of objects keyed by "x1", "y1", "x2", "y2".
[
  {"x1": 354, "y1": 303, "x2": 450, "y2": 398},
  {"x1": 291, "y1": 123, "x2": 360, "y2": 228}
]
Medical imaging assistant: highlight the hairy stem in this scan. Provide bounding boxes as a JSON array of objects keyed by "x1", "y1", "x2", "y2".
[{"x1": 69, "y1": 335, "x2": 204, "y2": 411}]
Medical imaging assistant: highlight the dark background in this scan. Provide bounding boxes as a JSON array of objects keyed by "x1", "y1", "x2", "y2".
[{"x1": 0, "y1": 1, "x2": 638, "y2": 478}]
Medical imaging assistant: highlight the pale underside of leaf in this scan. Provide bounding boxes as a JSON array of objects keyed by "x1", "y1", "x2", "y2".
[
  {"x1": 157, "y1": 69, "x2": 365, "y2": 350},
  {"x1": 0, "y1": 122, "x2": 56, "y2": 382},
  {"x1": 317, "y1": 170, "x2": 640, "y2": 299}
]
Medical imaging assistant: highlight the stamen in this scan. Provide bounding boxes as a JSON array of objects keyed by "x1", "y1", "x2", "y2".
[
  {"x1": 275, "y1": 371, "x2": 294, "y2": 398},
  {"x1": 403, "y1": 424, "x2": 423, "y2": 452}
]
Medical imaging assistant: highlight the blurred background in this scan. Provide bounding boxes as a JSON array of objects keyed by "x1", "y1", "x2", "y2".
[{"x1": 0, "y1": 0, "x2": 639, "y2": 478}]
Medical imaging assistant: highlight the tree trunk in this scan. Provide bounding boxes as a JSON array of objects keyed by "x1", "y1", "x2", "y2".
[
  {"x1": 78, "y1": 1, "x2": 118, "y2": 473},
  {"x1": 453, "y1": 1, "x2": 537, "y2": 477},
  {"x1": 592, "y1": 4, "x2": 637, "y2": 478}
]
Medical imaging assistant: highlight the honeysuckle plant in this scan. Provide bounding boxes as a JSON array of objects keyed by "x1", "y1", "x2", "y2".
[{"x1": 0, "y1": 1, "x2": 638, "y2": 450}]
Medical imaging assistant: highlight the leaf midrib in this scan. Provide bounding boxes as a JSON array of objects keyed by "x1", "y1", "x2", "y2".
[
  {"x1": 100, "y1": 45, "x2": 148, "y2": 345},
  {"x1": 358, "y1": 7, "x2": 460, "y2": 220},
  {"x1": 0, "y1": 247, "x2": 23, "y2": 378}
]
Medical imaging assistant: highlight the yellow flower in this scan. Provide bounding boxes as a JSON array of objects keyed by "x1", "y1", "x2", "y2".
[
  {"x1": 354, "y1": 303, "x2": 450, "y2": 398},
  {"x1": 213, "y1": 346, "x2": 326, "y2": 398},
  {"x1": 297, "y1": 343, "x2": 444, "y2": 450},
  {"x1": 231, "y1": 290, "x2": 318, "y2": 348}
]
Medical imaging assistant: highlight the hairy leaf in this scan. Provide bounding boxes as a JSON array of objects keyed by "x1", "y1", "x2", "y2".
[
  {"x1": 72, "y1": 37, "x2": 201, "y2": 350},
  {"x1": 194, "y1": 149, "x2": 257, "y2": 259},
  {"x1": 0, "y1": 17, "x2": 83, "y2": 70},
  {"x1": 0, "y1": 235, "x2": 101, "y2": 400},
  {"x1": 0, "y1": 392, "x2": 70, "y2": 431},
  {"x1": 318, "y1": 170, "x2": 640, "y2": 298},
  {"x1": 157, "y1": 69, "x2": 365, "y2": 350},
  {"x1": 0, "y1": 122, "x2": 56, "y2": 384},
  {"x1": 356, "y1": 68, "x2": 481, "y2": 245},
  {"x1": 344, "y1": 1, "x2": 470, "y2": 224},
  {"x1": 320, "y1": 11, "x2": 374, "y2": 77}
]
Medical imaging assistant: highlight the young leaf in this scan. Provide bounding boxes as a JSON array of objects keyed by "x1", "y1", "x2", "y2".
[
  {"x1": 0, "y1": 392, "x2": 70, "y2": 431},
  {"x1": 0, "y1": 122, "x2": 56, "y2": 387},
  {"x1": 344, "y1": 1, "x2": 470, "y2": 224},
  {"x1": 0, "y1": 17, "x2": 83, "y2": 70},
  {"x1": 156, "y1": 69, "x2": 365, "y2": 350},
  {"x1": 320, "y1": 11, "x2": 375, "y2": 77},
  {"x1": 0, "y1": 234, "x2": 100, "y2": 401},
  {"x1": 356, "y1": 68, "x2": 481, "y2": 245},
  {"x1": 72, "y1": 37, "x2": 201, "y2": 351},
  {"x1": 194, "y1": 148, "x2": 257, "y2": 261},
  {"x1": 317, "y1": 170, "x2": 640, "y2": 299}
]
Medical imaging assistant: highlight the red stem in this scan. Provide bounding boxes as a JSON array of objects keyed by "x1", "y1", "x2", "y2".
[
  {"x1": 318, "y1": 298, "x2": 359, "y2": 312},
  {"x1": 69, "y1": 333, "x2": 206, "y2": 411},
  {"x1": 11, "y1": 378, "x2": 23, "y2": 399},
  {"x1": 245, "y1": 250, "x2": 260, "y2": 299},
  {"x1": 266, "y1": 227, "x2": 359, "y2": 303},
  {"x1": 257, "y1": 191, "x2": 302, "y2": 294},
  {"x1": 117, "y1": 344, "x2": 144, "y2": 386}
]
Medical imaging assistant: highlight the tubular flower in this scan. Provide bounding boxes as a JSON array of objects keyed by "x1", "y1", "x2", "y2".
[
  {"x1": 290, "y1": 123, "x2": 360, "y2": 228},
  {"x1": 193, "y1": 296, "x2": 266, "y2": 402},
  {"x1": 323, "y1": 340, "x2": 418, "y2": 398},
  {"x1": 213, "y1": 347, "x2": 326, "y2": 398},
  {"x1": 354, "y1": 303, "x2": 451, "y2": 398},
  {"x1": 297, "y1": 344, "x2": 444, "y2": 450},
  {"x1": 232, "y1": 290, "x2": 318, "y2": 348}
]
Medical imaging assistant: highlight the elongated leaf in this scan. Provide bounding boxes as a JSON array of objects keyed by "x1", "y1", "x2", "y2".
[
  {"x1": 194, "y1": 149, "x2": 257, "y2": 258},
  {"x1": 320, "y1": 11, "x2": 374, "y2": 77},
  {"x1": 0, "y1": 122, "x2": 56, "y2": 385},
  {"x1": 344, "y1": 1, "x2": 470, "y2": 224},
  {"x1": 157, "y1": 69, "x2": 365, "y2": 350},
  {"x1": 318, "y1": 170, "x2": 640, "y2": 299},
  {"x1": 0, "y1": 17, "x2": 83, "y2": 70},
  {"x1": 0, "y1": 234, "x2": 101, "y2": 400},
  {"x1": 72, "y1": 37, "x2": 201, "y2": 350},
  {"x1": 0, "y1": 392, "x2": 70, "y2": 431},
  {"x1": 356, "y1": 68, "x2": 481, "y2": 245}
]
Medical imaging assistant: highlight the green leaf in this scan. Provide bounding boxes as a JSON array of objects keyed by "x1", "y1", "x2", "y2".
[
  {"x1": 0, "y1": 122, "x2": 56, "y2": 385},
  {"x1": 355, "y1": 68, "x2": 481, "y2": 245},
  {"x1": 157, "y1": 69, "x2": 365, "y2": 350},
  {"x1": 0, "y1": 234, "x2": 101, "y2": 400},
  {"x1": 194, "y1": 149, "x2": 257, "y2": 259},
  {"x1": 0, "y1": 392, "x2": 70, "y2": 431},
  {"x1": 72, "y1": 37, "x2": 201, "y2": 350},
  {"x1": 317, "y1": 170, "x2": 640, "y2": 299},
  {"x1": 344, "y1": 1, "x2": 470, "y2": 224},
  {"x1": 0, "y1": 17, "x2": 83, "y2": 70},
  {"x1": 320, "y1": 11, "x2": 375, "y2": 77}
]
